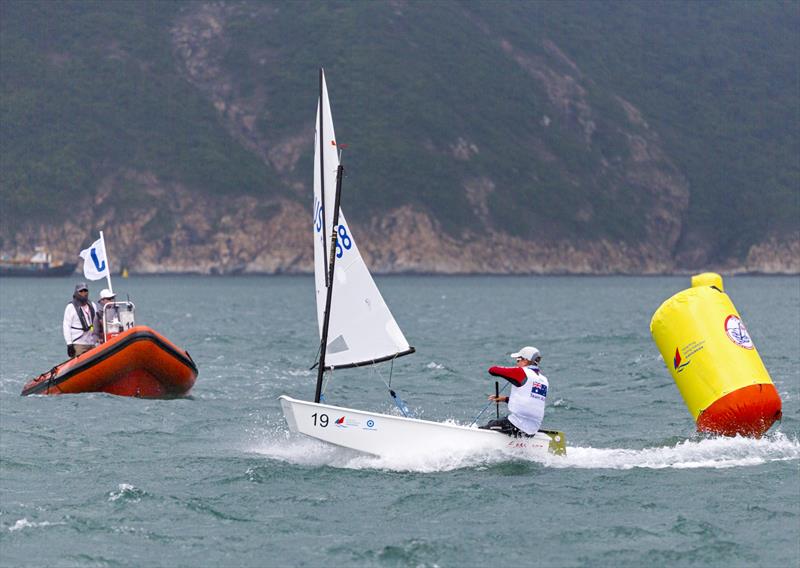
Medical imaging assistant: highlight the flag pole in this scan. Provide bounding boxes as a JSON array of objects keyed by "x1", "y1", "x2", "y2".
[{"x1": 100, "y1": 230, "x2": 113, "y2": 294}]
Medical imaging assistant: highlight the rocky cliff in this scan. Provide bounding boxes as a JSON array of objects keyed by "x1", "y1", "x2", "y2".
[{"x1": 7, "y1": 169, "x2": 797, "y2": 274}]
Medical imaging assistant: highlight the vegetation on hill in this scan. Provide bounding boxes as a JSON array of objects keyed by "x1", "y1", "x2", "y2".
[
  {"x1": 497, "y1": 0, "x2": 799, "y2": 257},
  {"x1": 1, "y1": 1, "x2": 796, "y2": 265},
  {"x1": 0, "y1": 1, "x2": 274, "y2": 225}
]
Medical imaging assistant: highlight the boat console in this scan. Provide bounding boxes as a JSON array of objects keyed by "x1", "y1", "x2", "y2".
[{"x1": 102, "y1": 301, "x2": 136, "y2": 341}]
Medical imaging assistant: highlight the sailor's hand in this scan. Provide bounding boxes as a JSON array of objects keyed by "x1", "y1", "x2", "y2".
[
  {"x1": 488, "y1": 395, "x2": 507, "y2": 403},
  {"x1": 67, "y1": 344, "x2": 76, "y2": 357}
]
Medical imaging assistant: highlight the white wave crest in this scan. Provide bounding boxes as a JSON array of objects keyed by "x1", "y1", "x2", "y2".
[
  {"x1": 8, "y1": 518, "x2": 59, "y2": 532},
  {"x1": 109, "y1": 483, "x2": 141, "y2": 502},
  {"x1": 249, "y1": 431, "x2": 800, "y2": 473}
]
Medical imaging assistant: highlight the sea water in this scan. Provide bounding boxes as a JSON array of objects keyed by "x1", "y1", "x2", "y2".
[{"x1": 0, "y1": 275, "x2": 798, "y2": 567}]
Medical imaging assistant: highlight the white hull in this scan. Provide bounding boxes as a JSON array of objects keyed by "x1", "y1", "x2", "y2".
[{"x1": 279, "y1": 396, "x2": 566, "y2": 458}]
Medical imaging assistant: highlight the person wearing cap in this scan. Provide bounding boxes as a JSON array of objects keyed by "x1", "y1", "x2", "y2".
[
  {"x1": 93, "y1": 288, "x2": 116, "y2": 343},
  {"x1": 481, "y1": 346, "x2": 549, "y2": 436},
  {"x1": 62, "y1": 283, "x2": 98, "y2": 358}
]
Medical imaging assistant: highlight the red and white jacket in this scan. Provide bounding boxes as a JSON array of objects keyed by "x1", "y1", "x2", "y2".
[{"x1": 489, "y1": 364, "x2": 549, "y2": 434}]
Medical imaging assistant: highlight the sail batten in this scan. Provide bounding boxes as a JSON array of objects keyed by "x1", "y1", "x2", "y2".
[{"x1": 313, "y1": 69, "x2": 413, "y2": 370}]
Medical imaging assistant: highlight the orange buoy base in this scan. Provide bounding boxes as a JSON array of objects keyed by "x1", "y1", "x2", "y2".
[
  {"x1": 696, "y1": 383, "x2": 782, "y2": 438},
  {"x1": 22, "y1": 326, "x2": 197, "y2": 398}
]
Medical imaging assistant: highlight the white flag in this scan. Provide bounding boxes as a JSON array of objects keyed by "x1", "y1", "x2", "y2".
[{"x1": 79, "y1": 237, "x2": 109, "y2": 281}]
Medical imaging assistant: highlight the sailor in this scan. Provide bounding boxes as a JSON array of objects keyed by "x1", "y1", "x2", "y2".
[
  {"x1": 481, "y1": 346, "x2": 549, "y2": 437},
  {"x1": 93, "y1": 288, "x2": 116, "y2": 343},
  {"x1": 62, "y1": 283, "x2": 97, "y2": 358}
]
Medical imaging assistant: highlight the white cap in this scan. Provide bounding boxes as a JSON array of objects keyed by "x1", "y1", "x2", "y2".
[
  {"x1": 510, "y1": 346, "x2": 540, "y2": 362},
  {"x1": 99, "y1": 288, "x2": 116, "y2": 300}
]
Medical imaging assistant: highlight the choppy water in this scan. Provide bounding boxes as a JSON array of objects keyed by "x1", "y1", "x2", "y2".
[{"x1": 1, "y1": 275, "x2": 798, "y2": 567}]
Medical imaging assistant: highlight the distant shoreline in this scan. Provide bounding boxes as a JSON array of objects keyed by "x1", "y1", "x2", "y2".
[{"x1": 3, "y1": 270, "x2": 797, "y2": 278}]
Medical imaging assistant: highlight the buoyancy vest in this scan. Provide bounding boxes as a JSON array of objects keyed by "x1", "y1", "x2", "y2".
[
  {"x1": 507, "y1": 365, "x2": 548, "y2": 435},
  {"x1": 71, "y1": 300, "x2": 95, "y2": 332}
]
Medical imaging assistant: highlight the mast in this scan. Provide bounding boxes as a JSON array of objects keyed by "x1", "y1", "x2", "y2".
[
  {"x1": 314, "y1": 161, "x2": 345, "y2": 403},
  {"x1": 318, "y1": 68, "x2": 329, "y2": 289},
  {"x1": 99, "y1": 230, "x2": 113, "y2": 294}
]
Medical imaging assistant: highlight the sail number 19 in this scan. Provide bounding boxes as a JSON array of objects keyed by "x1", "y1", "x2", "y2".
[{"x1": 311, "y1": 413, "x2": 329, "y2": 428}]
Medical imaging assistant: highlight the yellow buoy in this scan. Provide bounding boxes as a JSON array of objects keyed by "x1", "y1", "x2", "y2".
[{"x1": 650, "y1": 273, "x2": 781, "y2": 437}]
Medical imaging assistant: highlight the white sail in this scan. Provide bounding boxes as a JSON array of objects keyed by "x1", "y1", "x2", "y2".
[
  {"x1": 312, "y1": 71, "x2": 340, "y2": 318},
  {"x1": 313, "y1": 70, "x2": 413, "y2": 369}
]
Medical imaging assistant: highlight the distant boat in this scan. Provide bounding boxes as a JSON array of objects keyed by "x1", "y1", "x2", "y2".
[
  {"x1": 279, "y1": 69, "x2": 566, "y2": 458},
  {"x1": 0, "y1": 248, "x2": 75, "y2": 277},
  {"x1": 22, "y1": 327, "x2": 198, "y2": 397},
  {"x1": 22, "y1": 302, "x2": 197, "y2": 397}
]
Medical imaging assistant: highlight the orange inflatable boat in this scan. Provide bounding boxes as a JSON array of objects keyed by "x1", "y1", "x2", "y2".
[{"x1": 22, "y1": 326, "x2": 198, "y2": 397}]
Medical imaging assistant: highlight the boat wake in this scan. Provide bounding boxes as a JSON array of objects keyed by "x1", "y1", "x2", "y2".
[
  {"x1": 555, "y1": 432, "x2": 800, "y2": 470},
  {"x1": 249, "y1": 429, "x2": 800, "y2": 473}
]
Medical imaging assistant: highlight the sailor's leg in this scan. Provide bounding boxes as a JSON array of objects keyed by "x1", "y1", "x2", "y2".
[{"x1": 481, "y1": 417, "x2": 517, "y2": 435}]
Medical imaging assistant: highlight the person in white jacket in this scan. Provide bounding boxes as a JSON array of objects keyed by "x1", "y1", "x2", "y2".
[{"x1": 62, "y1": 283, "x2": 98, "y2": 358}]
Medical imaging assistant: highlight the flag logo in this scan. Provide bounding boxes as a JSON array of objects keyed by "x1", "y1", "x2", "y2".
[{"x1": 90, "y1": 249, "x2": 105, "y2": 271}]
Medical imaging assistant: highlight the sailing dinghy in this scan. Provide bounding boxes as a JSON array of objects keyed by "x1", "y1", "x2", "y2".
[{"x1": 279, "y1": 69, "x2": 566, "y2": 459}]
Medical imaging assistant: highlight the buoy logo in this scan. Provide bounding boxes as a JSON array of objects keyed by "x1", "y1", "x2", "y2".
[
  {"x1": 672, "y1": 341, "x2": 705, "y2": 372},
  {"x1": 725, "y1": 315, "x2": 754, "y2": 349},
  {"x1": 673, "y1": 347, "x2": 690, "y2": 372}
]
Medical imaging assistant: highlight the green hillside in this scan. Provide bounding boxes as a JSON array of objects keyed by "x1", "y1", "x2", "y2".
[
  {"x1": 1, "y1": 0, "x2": 797, "y2": 264},
  {"x1": 502, "y1": 0, "x2": 799, "y2": 257},
  {"x1": 218, "y1": 0, "x2": 653, "y2": 239},
  {"x1": 0, "y1": 1, "x2": 275, "y2": 223}
]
